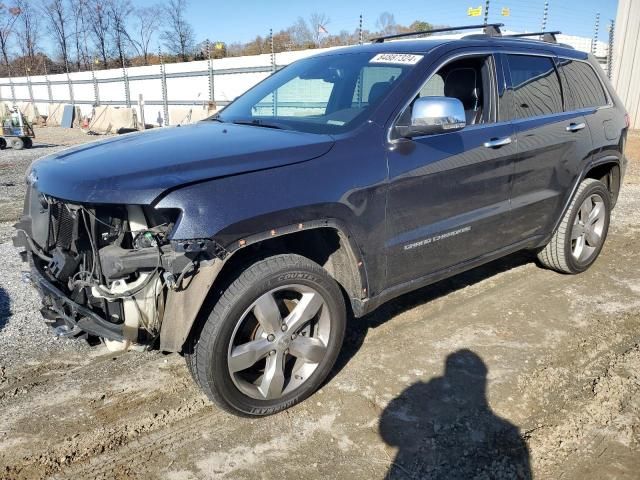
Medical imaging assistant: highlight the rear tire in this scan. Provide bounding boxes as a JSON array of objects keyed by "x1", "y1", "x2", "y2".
[
  {"x1": 0, "y1": 138, "x2": 6, "y2": 150},
  {"x1": 537, "y1": 178, "x2": 610, "y2": 274},
  {"x1": 187, "y1": 254, "x2": 346, "y2": 416},
  {"x1": 22, "y1": 137, "x2": 33, "y2": 149}
]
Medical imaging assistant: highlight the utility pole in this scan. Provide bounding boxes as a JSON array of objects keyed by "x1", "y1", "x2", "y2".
[
  {"x1": 541, "y1": 0, "x2": 549, "y2": 31},
  {"x1": 8, "y1": 68, "x2": 15, "y2": 105},
  {"x1": 592, "y1": 12, "x2": 600, "y2": 55},
  {"x1": 270, "y1": 29, "x2": 276, "y2": 72},
  {"x1": 483, "y1": 0, "x2": 490, "y2": 25},
  {"x1": 206, "y1": 40, "x2": 214, "y2": 103},
  {"x1": 159, "y1": 46, "x2": 169, "y2": 126},
  {"x1": 64, "y1": 56, "x2": 74, "y2": 105},
  {"x1": 43, "y1": 59, "x2": 53, "y2": 106},
  {"x1": 607, "y1": 19, "x2": 615, "y2": 79},
  {"x1": 121, "y1": 52, "x2": 131, "y2": 108},
  {"x1": 25, "y1": 64, "x2": 34, "y2": 106},
  {"x1": 90, "y1": 57, "x2": 100, "y2": 106},
  {"x1": 359, "y1": 14, "x2": 363, "y2": 45},
  {"x1": 270, "y1": 29, "x2": 277, "y2": 116}
]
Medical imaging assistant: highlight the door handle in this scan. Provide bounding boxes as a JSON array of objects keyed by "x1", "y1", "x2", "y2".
[
  {"x1": 566, "y1": 122, "x2": 586, "y2": 132},
  {"x1": 483, "y1": 136, "x2": 512, "y2": 148}
]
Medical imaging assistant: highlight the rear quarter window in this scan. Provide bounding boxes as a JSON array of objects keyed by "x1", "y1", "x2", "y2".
[
  {"x1": 559, "y1": 59, "x2": 608, "y2": 110},
  {"x1": 506, "y1": 54, "x2": 563, "y2": 119}
]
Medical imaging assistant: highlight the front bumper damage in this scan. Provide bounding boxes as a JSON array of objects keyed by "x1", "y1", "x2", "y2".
[
  {"x1": 13, "y1": 184, "x2": 226, "y2": 352},
  {"x1": 26, "y1": 255, "x2": 126, "y2": 341}
]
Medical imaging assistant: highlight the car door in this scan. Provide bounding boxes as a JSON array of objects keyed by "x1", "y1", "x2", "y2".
[
  {"x1": 384, "y1": 52, "x2": 517, "y2": 288},
  {"x1": 502, "y1": 52, "x2": 593, "y2": 241},
  {"x1": 558, "y1": 56, "x2": 621, "y2": 181}
]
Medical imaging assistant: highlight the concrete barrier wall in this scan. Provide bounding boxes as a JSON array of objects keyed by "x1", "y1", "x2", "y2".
[
  {"x1": 0, "y1": 47, "x2": 335, "y2": 127},
  {"x1": 46, "y1": 103, "x2": 65, "y2": 126},
  {"x1": 89, "y1": 106, "x2": 137, "y2": 134},
  {"x1": 168, "y1": 105, "x2": 217, "y2": 125}
]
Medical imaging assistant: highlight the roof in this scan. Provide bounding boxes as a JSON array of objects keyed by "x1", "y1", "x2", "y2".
[{"x1": 315, "y1": 35, "x2": 588, "y2": 61}]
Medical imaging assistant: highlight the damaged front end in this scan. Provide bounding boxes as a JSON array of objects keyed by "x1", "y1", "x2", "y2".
[{"x1": 13, "y1": 184, "x2": 225, "y2": 352}]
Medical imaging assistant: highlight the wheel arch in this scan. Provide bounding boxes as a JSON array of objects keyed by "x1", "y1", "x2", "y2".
[
  {"x1": 544, "y1": 154, "x2": 621, "y2": 245},
  {"x1": 162, "y1": 221, "x2": 369, "y2": 353},
  {"x1": 583, "y1": 159, "x2": 621, "y2": 208},
  {"x1": 216, "y1": 220, "x2": 369, "y2": 310}
]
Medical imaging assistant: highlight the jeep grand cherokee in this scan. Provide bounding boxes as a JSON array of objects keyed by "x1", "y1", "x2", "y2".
[{"x1": 14, "y1": 25, "x2": 628, "y2": 416}]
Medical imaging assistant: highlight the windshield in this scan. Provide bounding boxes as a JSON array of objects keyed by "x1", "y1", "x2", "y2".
[{"x1": 216, "y1": 52, "x2": 421, "y2": 134}]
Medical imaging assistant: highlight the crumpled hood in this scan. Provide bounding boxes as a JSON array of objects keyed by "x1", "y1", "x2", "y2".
[{"x1": 29, "y1": 122, "x2": 335, "y2": 204}]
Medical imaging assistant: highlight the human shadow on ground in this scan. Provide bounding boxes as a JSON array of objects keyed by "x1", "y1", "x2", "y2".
[
  {"x1": 0, "y1": 285, "x2": 11, "y2": 333},
  {"x1": 379, "y1": 349, "x2": 532, "y2": 479}
]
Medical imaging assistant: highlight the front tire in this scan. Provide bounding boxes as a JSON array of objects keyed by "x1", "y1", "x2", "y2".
[
  {"x1": 537, "y1": 178, "x2": 611, "y2": 274},
  {"x1": 188, "y1": 254, "x2": 346, "y2": 416},
  {"x1": 11, "y1": 137, "x2": 24, "y2": 150}
]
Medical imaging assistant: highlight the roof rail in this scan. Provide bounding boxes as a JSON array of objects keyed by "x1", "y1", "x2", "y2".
[
  {"x1": 504, "y1": 31, "x2": 561, "y2": 44},
  {"x1": 370, "y1": 23, "x2": 504, "y2": 43}
]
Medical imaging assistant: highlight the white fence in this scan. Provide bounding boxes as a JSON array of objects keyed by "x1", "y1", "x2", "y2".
[
  {"x1": 0, "y1": 32, "x2": 610, "y2": 127},
  {"x1": 0, "y1": 47, "x2": 335, "y2": 126}
]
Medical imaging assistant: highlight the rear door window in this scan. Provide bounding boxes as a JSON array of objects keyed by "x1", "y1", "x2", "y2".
[
  {"x1": 506, "y1": 54, "x2": 563, "y2": 119},
  {"x1": 558, "y1": 59, "x2": 608, "y2": 110}
]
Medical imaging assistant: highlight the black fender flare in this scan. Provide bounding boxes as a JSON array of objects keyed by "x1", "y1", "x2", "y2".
[
  {"x1": 218, "y1": 217, "x2": 370, "y2": 300},
  {"x1": 545, "y1": 153, "x2": 622, "y2": 245}
]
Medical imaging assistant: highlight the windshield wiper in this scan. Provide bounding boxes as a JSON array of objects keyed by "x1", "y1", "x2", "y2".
[
  {"x1": 206, "y1": 114, "x2": 224, "y2": 122},
  {"x1": 231, "y1": 118, "x2": 286, "y2": 130}
]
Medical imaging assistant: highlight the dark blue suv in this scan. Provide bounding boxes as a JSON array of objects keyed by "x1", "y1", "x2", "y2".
[{"x1": 14, "y1": 25, "x2": 628, "y2": 415}]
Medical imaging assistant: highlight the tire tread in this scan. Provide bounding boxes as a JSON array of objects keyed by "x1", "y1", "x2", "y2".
[
  {"x1": 537, "y1": 178, "x2": 604, "y2": 274},
  {"x1": 187, "y1": 253, "x2": 344, "y2": 416}
]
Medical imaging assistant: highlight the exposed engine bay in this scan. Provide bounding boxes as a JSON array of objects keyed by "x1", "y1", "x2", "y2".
[{"x1": 13, "y1": 185, "x2": 225, "y2": 352}]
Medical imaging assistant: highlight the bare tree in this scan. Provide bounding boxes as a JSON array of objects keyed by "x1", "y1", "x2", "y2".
[
  {"x1": 290, "y1": 17, "x2": 313, "y2": 48},
  {"x1": 41, "y1": 0, "x2": 71, "y2": 70},
  {"x1": 70, "y1": 0, "x2": 90, "y2": 70},
  {"x1": 14, "y1": 0, "x2": 39, "y2": 69},
  {"x1": 86, "y1": 0, "x2": 110, "y2": 67},
  {"x1": 376, "y1": 12, "x2": 398, "y2": 35},
  {"x1": 107, "y1": 0, "x2": 132, "y2": 64},
  {"x1": 309, "y1": 12, "x2": 330, "y2": 47},
  {"x1": 160, "y1": 0, "x2": 195, "y2": 61},
  {"x1": 130, "y1": 4, "x2": 162, "y2": 64},
  {"x1": 0, "y1": 3, "x2": 21, "y2": 72}
]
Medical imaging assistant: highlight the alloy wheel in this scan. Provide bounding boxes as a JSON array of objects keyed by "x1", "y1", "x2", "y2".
[
  {"x1": 571, "y1": 193, "x2": 606, "y2": 262},
  {"x1": 227, "y1": 284, "x2": 331, "y2": 400}
]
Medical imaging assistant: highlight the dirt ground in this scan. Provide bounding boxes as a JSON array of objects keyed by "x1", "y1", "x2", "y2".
[{"x1": 0, "y1": 127, "x2": 639, "y2": 479}]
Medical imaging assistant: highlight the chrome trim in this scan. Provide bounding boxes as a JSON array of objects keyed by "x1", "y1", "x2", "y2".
[
  {"x1": 387, "y1": 48, "x2": 502, "y2": 144},
  {"x1": 483, "y1": 136, "x2": 512, "y2": 147},
  {"x1": 403, "y1": 96, "x2": 466, "y2": 136},
  {"x1": 566, "y1": 122, "x2": 586, "y2": 132}
]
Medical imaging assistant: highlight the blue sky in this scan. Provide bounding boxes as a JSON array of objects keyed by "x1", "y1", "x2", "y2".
[{"x1": 136, "y1": 0, "x2": 618, "y2": 45}]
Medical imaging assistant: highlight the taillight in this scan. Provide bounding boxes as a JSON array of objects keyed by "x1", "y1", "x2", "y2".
[{"x1": 624, "y1": 113, "x2": 630, "y2": 129}]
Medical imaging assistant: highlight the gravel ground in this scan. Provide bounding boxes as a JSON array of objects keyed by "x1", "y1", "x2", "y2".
[
  {"x1": 0, "y1": 127, "x2": 111, "y2": 242},
  {"x1": 0, "y1": 128, "x2": 638, "y2": 479},
  {"x1": 0, "y1": 128, "x2": 102, "y2": 364}
]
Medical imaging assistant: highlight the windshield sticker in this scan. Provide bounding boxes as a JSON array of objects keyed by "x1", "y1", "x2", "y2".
[
  {"x1": 370, "y1": 53, "x2": 423, "y2": 65},
  {"x1": 327, "y1": 120, "x2": 346, "y2": 126}
]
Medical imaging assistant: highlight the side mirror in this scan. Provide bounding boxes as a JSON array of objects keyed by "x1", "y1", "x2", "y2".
[{"x1": 396, "y1": 96, "x2": 466, "y2": 138}]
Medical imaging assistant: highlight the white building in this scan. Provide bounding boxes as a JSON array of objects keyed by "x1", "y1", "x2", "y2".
[{"x1": 611, "y1": 0, "x2": 640, "y2": 128}]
